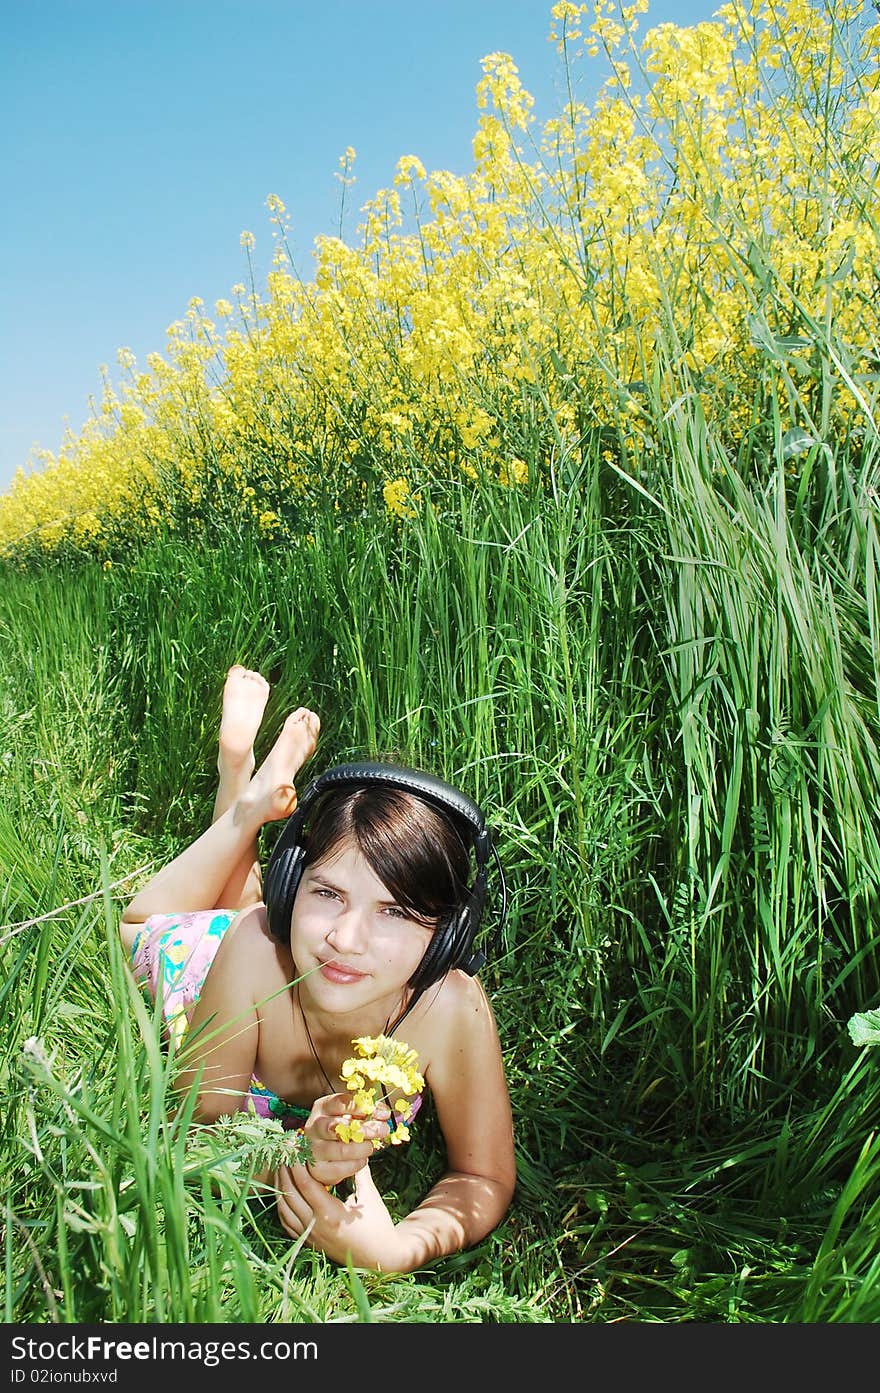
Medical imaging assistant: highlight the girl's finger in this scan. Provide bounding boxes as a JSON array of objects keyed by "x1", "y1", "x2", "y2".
[
  {"x1": 277, "y1": 1197, "x2": 304, "y2": 1236},
  {"x1": 324, "y1": 1119, "x2": 387, "y2": 1148},
  {"x1": 275, "y1": 1169, "x2": 313, "y2": 1235},
  {"x1": 295, "y1": 1161, "x2": 340, "y2": 1208},
  {"x1": 276, "y1": 1164, "x2": 307, "y2": 1203},
  {"x1": 319, "y1": 1093, "x2": 390, "y2": 1121},
  {"x1": 308, "y1": 1115, "x2": 375, "y2": 1153},
  {"x1": 321, "y1": 1093, "x2": 360, "y2": 1116}
]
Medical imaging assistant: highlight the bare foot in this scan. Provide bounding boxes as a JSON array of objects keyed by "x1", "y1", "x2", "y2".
[
  {"x1": 218, "y1": 666, "x2": 271, "y2": 780},
  {"x1": 245, "y1": 707, "x2": 321, "y2": 822}
]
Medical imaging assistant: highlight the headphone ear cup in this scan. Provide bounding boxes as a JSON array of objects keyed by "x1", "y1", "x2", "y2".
[
  {"x1": 409, "y1": 897, "x2": 479, "y2": 994},
  {"x1": 265, "y1": 843, "x2": 307, "y2": 944},
  {"x1": 409, "y1": 915, "x2": 454, "y2": 995},
  {"x1": 447, "y1": 870, "x2": 487, "y2": 975},
  {"x1": 459, "y1": 870, "x2": 486, "y2": 968},
  {"x1": 447, "y1": 902, "x2": 477, "y2": 971}
]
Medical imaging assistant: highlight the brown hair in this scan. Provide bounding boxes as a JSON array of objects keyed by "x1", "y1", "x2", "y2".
[{"x1": 302, "y1": 784, "x2": 472, "y2": 927}]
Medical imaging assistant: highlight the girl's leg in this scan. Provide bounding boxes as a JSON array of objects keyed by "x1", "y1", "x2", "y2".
[
  {"x1": 212, "y1": 666, "x2": 272, "y2": 911},
  {"x1": 120, "y1": 683, "x2": 320, "y2": 949}
]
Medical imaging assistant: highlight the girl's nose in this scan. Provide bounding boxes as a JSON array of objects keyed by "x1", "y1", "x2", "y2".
[{"x1": 326, "y1": 906, "x2": 369, "y2": 954}]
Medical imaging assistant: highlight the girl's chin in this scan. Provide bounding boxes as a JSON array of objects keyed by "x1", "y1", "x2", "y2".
[{"x1": 302, "y1": 967, "x2": 407, "y2": 1020}]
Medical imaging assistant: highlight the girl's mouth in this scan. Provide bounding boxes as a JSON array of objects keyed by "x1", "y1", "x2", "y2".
[{"x1": 319, "y1": 960, "x2": 368, "y2": 985}]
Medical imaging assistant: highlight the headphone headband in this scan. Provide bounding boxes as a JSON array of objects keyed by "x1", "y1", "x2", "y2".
[
  {"x1": 295, "y1": 763, "x2": 487, "y2": 846},
  {"x1": 263, "y1": 760, "x2": 505, "y2": 1003}
]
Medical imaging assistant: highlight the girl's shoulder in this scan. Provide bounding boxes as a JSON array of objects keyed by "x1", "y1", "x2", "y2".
[
  {"x1": 405, "y1": 969, "x2": 507, "y2": 1115},
  {"x1": 210, "y1": 902, "x2": 293, "y2": 984},
  {"x1": 435, "y1": 964, "x2": 495, "y2": 1018},
  {"x1": 405, "y1": 967, "x2": 499, "y2": 1059}
]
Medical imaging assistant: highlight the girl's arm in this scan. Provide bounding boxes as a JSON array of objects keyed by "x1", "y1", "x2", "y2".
[
  {"x1": 274, "y1": 973, "x2": 515, "y2": 1272},
  {"x1": 392, "y1": 974, "x2": 515, "y2": 1262}
]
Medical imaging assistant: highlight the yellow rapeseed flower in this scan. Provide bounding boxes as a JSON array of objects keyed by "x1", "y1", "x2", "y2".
[
  {"x1": 499, "y1": 456, "x2": 529, "y2": 486},
  {"x1": 382, "y1": 476, "x2": 416, "y2": 519},
  {"x1": 1, "y1": 0, "x2": 876, "y2": 562},
  {"x1": 334, "y1": 1035, "x2": 425, "y2": 1149}
]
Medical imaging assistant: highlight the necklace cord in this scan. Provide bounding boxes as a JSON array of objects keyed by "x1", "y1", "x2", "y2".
[
  {"x1": 296, "y1": 983, "x2": 336, "y2": 1094},
  {"x1": 296, "y1": 981, "x2": 396, "y2": 1092}
]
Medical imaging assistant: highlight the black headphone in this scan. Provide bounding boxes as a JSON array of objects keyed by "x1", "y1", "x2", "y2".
[{"x1": 263, "y1": 761, "x2": 507, "y2": 1002}]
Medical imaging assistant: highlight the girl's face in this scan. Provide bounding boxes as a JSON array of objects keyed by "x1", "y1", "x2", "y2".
[{"x1": 290, "y1": 835, "x2": 435, "y2": 1021}]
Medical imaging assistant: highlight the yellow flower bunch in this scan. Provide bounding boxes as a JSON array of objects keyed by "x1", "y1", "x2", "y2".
[
  {"x1": 334, "y1": 1035, "x2": 425, "y2": 1149},
  {"x1": 382, "y1": 476, "x2": 416, "y2": 519}
]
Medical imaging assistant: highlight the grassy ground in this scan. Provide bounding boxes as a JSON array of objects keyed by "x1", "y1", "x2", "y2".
[{"x1": 3, "y1": 441, "x2": 880, "y2": 1323}]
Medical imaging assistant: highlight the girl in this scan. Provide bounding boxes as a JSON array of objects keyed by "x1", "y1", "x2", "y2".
[{"x1": 120, "y1": 666, "x2": 516, "y2": 1274}]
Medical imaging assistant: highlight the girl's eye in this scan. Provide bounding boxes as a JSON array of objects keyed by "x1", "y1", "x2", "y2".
[
  {"x1": 384, "y1": 906, "x2": 408, "y2": 919},
  {"x1": 314, "y1": 887, "x2": 339, "y2": 900}
]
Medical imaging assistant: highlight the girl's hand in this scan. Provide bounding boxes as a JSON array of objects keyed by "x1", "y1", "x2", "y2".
[
  {"x1": 275, "y1": 1160, "x2": 404, "y2": 1271},
  {"x1": 298, "y1": 1091, "x2": 391, "y2": 1189}
]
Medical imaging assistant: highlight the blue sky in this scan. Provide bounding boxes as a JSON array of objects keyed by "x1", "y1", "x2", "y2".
[{"x1": 1, "y1": 0, "x2": 724, "y2": 495}]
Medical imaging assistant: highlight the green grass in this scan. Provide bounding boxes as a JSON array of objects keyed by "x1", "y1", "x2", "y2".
[{"x1": 3, "y1": 423, "x2": 880, "y2": 1323}]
